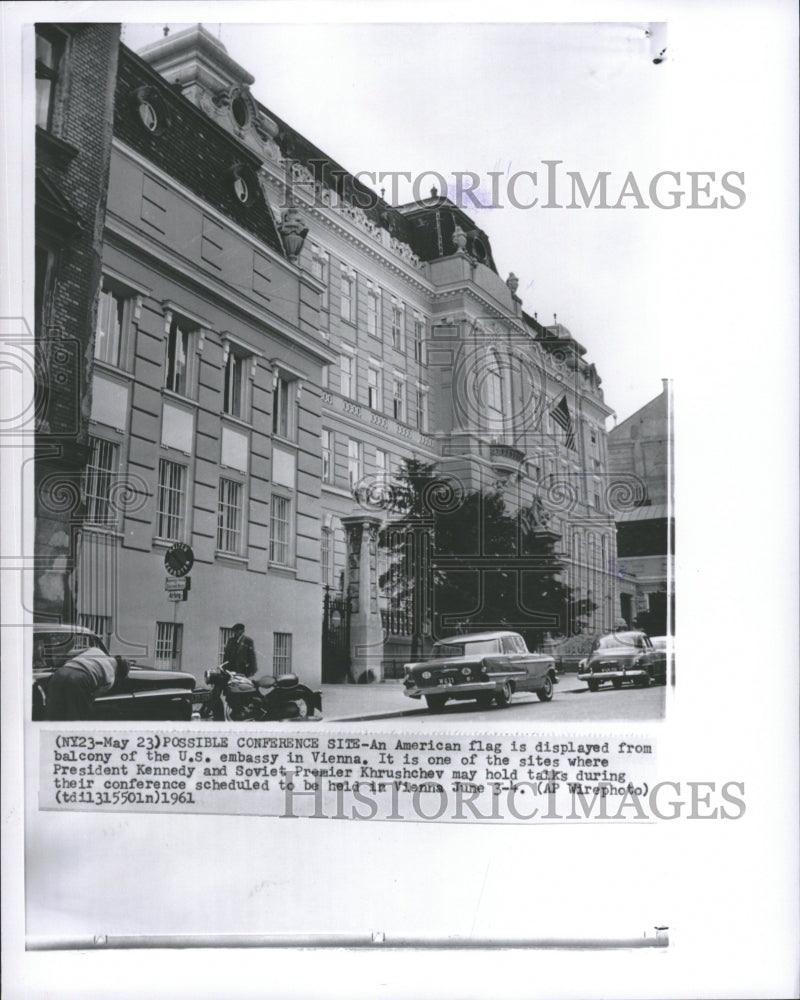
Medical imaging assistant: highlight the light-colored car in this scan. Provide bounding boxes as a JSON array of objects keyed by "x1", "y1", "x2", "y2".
[
  {"x1": 577, "y1": 630, "x2": 667, "y2": 691},
  {"x1": 403, "y1": 631, "x2": 557, "y2": 712}
]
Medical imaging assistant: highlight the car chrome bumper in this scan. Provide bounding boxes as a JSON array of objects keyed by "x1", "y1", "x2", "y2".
[
  {"x1": 578, "y1": 668, "x2": 647, "y2": 682},
  {"x1": 404, "y1": 679, "x2": 499, "y2": 700}
]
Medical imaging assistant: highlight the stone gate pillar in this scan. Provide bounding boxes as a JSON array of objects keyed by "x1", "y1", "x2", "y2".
[{"x1": 341, "y1": 513, "x2": 384, "y2": 682}]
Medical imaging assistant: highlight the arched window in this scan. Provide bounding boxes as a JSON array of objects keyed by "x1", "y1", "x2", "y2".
[{"x1": 486, "y1": 350, "x2": 504, "y2": 440}]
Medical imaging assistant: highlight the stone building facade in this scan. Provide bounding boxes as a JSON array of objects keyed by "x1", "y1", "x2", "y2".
[
  {"x1": 74, "y1": 37, "x2": 335, "y2": 675},
  {"x1": 36, "y1": 24, "x2": 626, "y2": 684},
  {"x1": 608, "y1": 380, "x2": 674, "y2": 634},
  {"x1": 137, "y1": 26, "x2": 621, "y2": 680}
]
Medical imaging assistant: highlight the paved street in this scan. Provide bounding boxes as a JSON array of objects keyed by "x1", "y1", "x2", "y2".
[{"x1": 320, "y1": 674, "x2": 666, "y2": 724}]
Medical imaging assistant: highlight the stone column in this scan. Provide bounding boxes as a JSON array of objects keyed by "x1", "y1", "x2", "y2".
[{"x1": 341, "y1": 514, "x2": 384, "y2": 683}]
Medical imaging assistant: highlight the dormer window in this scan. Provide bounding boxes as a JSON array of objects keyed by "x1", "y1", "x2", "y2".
[
  {"x1": 233, "y1": 175, "x2": 249, "y2": 203},
  {"x1": 231, "y1": 94, "x2": 250, "y2": 128},
  {"x1": 230, "y1": 164, "x2": 258, "y2": 207},
  {"x1": 139, "y1": 100, "x2": 158, "y2": 132},
  {"x1": 131, "y1": 86, "x2": 170, "y2": 137},
  {"x1": 223, "y1": 87, "x2": 255, "y2": 131}
]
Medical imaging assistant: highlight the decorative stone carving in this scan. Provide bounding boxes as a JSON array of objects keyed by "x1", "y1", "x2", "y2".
[
  {"x1": 452, "y1": 224, "x2": 468, "y2": 252},
  {"x1": 506, "y1": 272, "x2": 519, "y2": 294},
  {"x1": 278, "y1": 206, "x2": 309, "y2": 262}
]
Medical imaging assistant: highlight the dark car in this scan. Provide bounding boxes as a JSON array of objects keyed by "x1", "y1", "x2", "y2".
[
  {"x1": 577, "y1": 630, "x2": 667, "y2": 691},
  {"x1": 32, "y1": 624, "x2": 196, "y2": 721},
  {"x1": 404, "y1": 631, "x2": 557, "y2": 711}
]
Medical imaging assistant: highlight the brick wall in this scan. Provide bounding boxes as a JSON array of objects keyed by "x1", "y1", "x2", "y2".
[{"x1": 35, "y1": 23, "x2": 121, "y2": 621}]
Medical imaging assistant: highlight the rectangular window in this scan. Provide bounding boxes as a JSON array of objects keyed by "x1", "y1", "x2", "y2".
[
  {"x1": 165, "y1": 316, "x2": 193, "y2": 396},
  {"x1": 218, "y1": 627, "x2": 235, "y2": 666},
  {"x1": 155, "y1": 622, "x2": 183, "y2": 671},
  {"x1": 156, "y1": 459, "x2": 186, "y2": 541},
  {"x1": 340, "y1": 271, "x2": 354, "y2": 322},
  {"x1": 223, "y1": 352, "x2": 247, "y2": 419},
  {"x1": 273, "y1": 632, "x2": 292, "y2": 676},
  {"x1": 78, "y1": 613, "x2": 112, "y2": 649},
  {"x1": 348, "y1": 439, "x2": 362, "y2": 490},
  {"x1": 95, "y1": 287, "x2": 126, "y2": 367},
  {"x1": 392, "y1": 378, "x2": 406, "y2": 422},
  {"x1": 321, "y1": 526, "x2": 333, "y2": 587},
  {"x1": 35, "y1": 28, "x2": 64, "y2": 130},
  {"x1": 339, "y1": 353, "x2": 353, "y2": 397},
  {"x1": 272, "y1": 376, "x2": 292, "y2": 438},
  {"x1": 321, "y1": 428, "x2": 333, "y2": 484},
  {"x1": 375, "y1": 448, "x2": 388, "y2": 477},
  {"x1": 269, "y1": 494, "x2": 291, "y2": 565},
  {"x1": 311, "y1": 247, "x2": 329, "y2": 312},
  {"x1": 391, "y1": 304, "x2": 404, "y2": 351},
  {"x1": 590, "y1": 430, "x2": 601, "y2": 470},
  {"x1": 368, "y1": 365, "x2": 382, "y2": 410},
  {"x1": 415, "y1": 389, "x2": 427, "y2": 432},
  {"x1": 217, "y1": 478, "x2": 243, "y2": 554},
  {"x1": 487, "y1": 366, "x2": 503, "y2": 438},
  {"x1": 85, "y1": 437, "x2": 118, "y2": 526},
  {"x1": 367, "y1": 286, "x2": 381, "y2": 338},
  {"x1": 413, "y1": 315, "x2": 425, "y2": 363}
]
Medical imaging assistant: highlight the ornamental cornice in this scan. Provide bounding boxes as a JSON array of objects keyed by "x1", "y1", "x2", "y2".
[{"x1": 257, "y1": 167, "x2": 433, "y2": 294}]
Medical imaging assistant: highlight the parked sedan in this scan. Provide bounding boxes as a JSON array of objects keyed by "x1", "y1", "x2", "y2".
[
  {"x1": 651, "y1": 635, "x2": 675, "y2": 684},
  {"x1": 404, "y1": 631, "x2": 557, "y2": 711},
  {"x1": 32, "y1": 624, "x2": 196, "y2": 721},
  {"x1": 578, "y1": 630, "x2": 667, "y2": 692}
]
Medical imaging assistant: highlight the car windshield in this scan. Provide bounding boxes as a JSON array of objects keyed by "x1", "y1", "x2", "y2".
[
  {"x1": 33, "y1": 631, "x2": 107, "y2": 670},
  {"x1": 592, "y1": 632, "x2": 645, "y2": 652},
  {"x1": 434, "y1": 639, "x2": 500, "y2": 658}
]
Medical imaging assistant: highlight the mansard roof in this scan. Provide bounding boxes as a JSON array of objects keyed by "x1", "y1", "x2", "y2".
[
  {"x1": 243, "y1": 98, "x2": 499, "y2": 271},
  {"x1": 114, "y1": 44, "x2": 285, "y2": 257}
]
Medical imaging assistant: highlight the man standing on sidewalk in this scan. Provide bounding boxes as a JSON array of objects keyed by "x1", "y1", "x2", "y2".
[{"x1": 223, "y1": 623, "x2": 257, "y2": 677}]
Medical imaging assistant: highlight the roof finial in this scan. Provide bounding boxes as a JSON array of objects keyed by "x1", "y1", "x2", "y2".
[
  {"x1": 430, "y1": 186, "x2": 438, "y2": 199},
  {"x1": 553, "y1": 312, "x2": 557, "y2": 325},
  {"x1": 163, "y1": 25, "x2": 170, "y2": 37}
]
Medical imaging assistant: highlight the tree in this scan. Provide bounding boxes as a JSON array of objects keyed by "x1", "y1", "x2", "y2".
[{"x1": 379, "y1": 460, "x2": 587, "y2": 653}]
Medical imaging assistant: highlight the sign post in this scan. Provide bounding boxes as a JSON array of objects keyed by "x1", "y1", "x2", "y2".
[{"x1": 164, "y1": 543, "x2": 194, "y2": 604}]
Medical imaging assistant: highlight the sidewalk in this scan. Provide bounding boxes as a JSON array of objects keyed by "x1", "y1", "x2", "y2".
[{"x1": 320, "y1": 674, "x2": 586, "y2": 721}]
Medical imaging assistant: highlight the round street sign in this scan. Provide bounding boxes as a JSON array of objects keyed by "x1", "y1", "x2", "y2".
[{"x1": 164, "y1": 542, "x2": 194, "y2": 577}]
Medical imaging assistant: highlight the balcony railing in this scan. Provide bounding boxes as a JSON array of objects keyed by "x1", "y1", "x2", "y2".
[{"x1": 489, "y1": 443, "x2": 526, "y2": 468}]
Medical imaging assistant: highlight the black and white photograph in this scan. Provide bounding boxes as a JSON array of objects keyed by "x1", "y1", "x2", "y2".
[
  {"x1": 28, "y1": 19, "x2": 675, "y2": 729},
  {"x1": 2, "y1": 2, "x2": 797, "y2": 998}
]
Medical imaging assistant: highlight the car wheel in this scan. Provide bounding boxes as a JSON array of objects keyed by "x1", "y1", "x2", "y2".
[
  {"x1": 294, "y1": 698, "x2": 310, "y2": 719},
  {"x1": 537, "y1": 675, "x2": 554, "y2": 702},
  {"x1": 588, "y1": 680, "x2": 599, "y2": 692},
  {"x1": 637, "y1": 673, "x2": 652, "y2": 688},
  {"x1": 425, "y1": 695, "x2": 447, "y2": 712},
  {"x1": 495, "y1": 682, "x2": 513, "y2": 707},
  {"x1": 612, "y1": 679, "x2": 622, "y2": 690},
  {"x1": 475, "y1": 693, "x2": 493, "y2": 709}
]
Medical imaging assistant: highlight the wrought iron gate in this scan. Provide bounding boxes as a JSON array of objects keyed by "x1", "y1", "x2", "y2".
[{"x1": 322, "y1": 586, "x2": 351, "y2": 682}]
